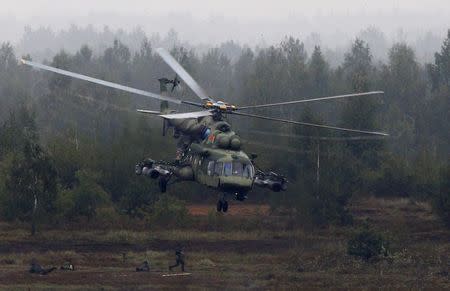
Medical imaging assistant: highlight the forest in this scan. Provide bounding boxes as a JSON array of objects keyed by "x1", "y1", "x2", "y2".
[{"x1": 0, "y1": 27, "x2": 449, "y2": 231}]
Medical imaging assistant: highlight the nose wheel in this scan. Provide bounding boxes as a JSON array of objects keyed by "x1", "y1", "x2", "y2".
[{"x1": 216, "y1": 194, "x2": 228, "y2": 212}]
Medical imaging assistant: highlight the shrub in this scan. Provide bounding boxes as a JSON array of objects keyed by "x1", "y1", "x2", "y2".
[
  {"x1": 56, "y1": 170, "x2": 109, "y2": 221},
  {"x1": 119, "y1": 180, "x2": 158, "y2": 218},
  {"x1": 347, "y1": 224, "x2": 389, "y2": 261},
  {"x1": 147, "y1": 194, "x2": 191, "y2": 228}
]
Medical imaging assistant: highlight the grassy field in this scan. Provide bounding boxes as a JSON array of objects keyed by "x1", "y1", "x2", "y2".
[{"x1": 0, "y1": 197, "x2": 448, "y2": 290}]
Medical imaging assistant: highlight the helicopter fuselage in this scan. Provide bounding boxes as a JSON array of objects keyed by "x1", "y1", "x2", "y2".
[{"x1": 135, "y1": 114, "x2": 287, "y2": 202}]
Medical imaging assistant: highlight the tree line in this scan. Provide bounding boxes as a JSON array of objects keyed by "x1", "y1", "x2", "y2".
[{"x1": 0, "y1": 30, "x2": 448, "y2": 231}]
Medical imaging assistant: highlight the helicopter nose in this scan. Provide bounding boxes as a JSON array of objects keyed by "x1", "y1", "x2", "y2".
[{"x1": 219, "y1": 177, "x2": 253, "y2": 191}]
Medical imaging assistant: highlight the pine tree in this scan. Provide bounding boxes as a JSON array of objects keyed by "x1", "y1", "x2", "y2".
[
  {"x1": 428, "y1": 29, "x2": 450, "y2": 91},
  {"x1": 309, "y1": 46, "x2": 329, "y2": 97}
]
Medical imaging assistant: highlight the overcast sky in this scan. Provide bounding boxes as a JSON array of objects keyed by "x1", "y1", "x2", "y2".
[{"x1": 0, "y1": 0, "x2": 449, "y2": 45}]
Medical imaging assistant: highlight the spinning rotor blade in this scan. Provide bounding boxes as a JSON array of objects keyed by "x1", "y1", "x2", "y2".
[
  {"x1": 21, "y1": 59, "x2": 182, "y2": 105},
  {"x1": 180, "y1": 100, "x2": 205, "y2": 108},
  {"x1": 238, "y1": 91, "x2": 384, "y2": 110},
  {"x1": 156, "y1": 48, "x2": 213, "y2": 102},
  {"x1": 160, "y1": 110, "x2": 213, "y2": 120},
  {"x1": 231, "y1": 111, "x2": 389, "y2": 136},
  {"x1": 244, "y1": 129, "x2": 387, "y2": 141}
]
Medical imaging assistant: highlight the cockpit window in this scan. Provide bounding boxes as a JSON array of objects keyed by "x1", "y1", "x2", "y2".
[
  {"x1": 224, "y1": 162, "x2": 232, "y2": 176},
  {"x1": 232, "y1": 161, "x2": 243, "y2": 176},
  {"x1": 243, "y1": 164, "x2": 254, "y2": 178},
  {"x1": 214, "y1": 161, "x2": 254, "y2": 178},
  {"x1": 214, "y1": 162, "x2": 223, "y2": 175}
]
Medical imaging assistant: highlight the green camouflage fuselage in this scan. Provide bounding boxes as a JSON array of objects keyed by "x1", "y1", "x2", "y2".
[{"x1": 170, "y1": 115, "x2": 254, "y2": 194}]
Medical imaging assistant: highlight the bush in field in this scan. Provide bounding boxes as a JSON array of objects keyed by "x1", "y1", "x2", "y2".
[
  {"x1": 147, "y1": 194, "x2": 190, "y2": 227},
  {"x1": 119, "y1": 180, "x2": 159, "y2": 218},
  {"x1": 432, "y1": 165, "x2": 450, "y2": 228},
  {"x1": 56, "y1": 170, "x2": 109, "y2": 221},
  {"x1": 347, "y1": 224, "x2": 389, "y2": 261}
]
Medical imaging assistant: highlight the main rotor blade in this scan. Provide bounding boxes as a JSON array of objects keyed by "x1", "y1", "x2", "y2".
[
  {"x1": 180, "y1": 100, "x2": 205, "y2": 108},
  {"x1": 242, "y1": 129, "x2": 387, "y2": 141},
  {"x1": 21, "y1": 59, "x2": 182, "y2": 105},
  {"x1": 156, "y1": 48, "x2": 213, "y2": 102},
  {"x1": 160, "y1": 110, "x2": 213, "y2": 120},
  {"x1": 238, "y1": 91, "x2": 384, "y2": 110},
  {"x1": 231, "y1": 111, "x2": 389, "y2": 136}
]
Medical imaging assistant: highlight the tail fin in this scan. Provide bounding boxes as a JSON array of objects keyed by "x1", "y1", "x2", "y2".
[
  {"x1": 160, "y1": 101, "x2": 170, "y2": 114},
  {"x1": 158, "y1": 78, "x2": 173, "y2": 134}
]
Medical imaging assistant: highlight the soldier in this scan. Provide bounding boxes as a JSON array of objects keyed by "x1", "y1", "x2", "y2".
[
  {"x1": 169, "y1": 249, "x2": 185, "y2": 272},
  {"x1": 29, "y1": 259, "x2": 56, "y2": 275},
  {"x1": 60, "y1": 261, "x2": 75, "y2": 271},
  {"x1": 136, "y1": 260, "x2": 150, "y2": 272}
]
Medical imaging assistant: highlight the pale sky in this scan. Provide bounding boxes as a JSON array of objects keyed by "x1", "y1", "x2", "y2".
[
  {"x1": 0, "y1": 0, "x2": 449, "y2": 45},
  {"x1": 1, "y1": 0, "x2": 449, "y2": 19}
]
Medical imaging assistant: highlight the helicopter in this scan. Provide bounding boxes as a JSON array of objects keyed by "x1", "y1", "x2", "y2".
[{"x1": 21, "y1": 48, "x2": 388, "y2": 212}]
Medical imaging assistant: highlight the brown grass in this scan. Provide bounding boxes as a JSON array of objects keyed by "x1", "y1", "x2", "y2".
[{"x1": 0, "y1": 197, "x2": 448, "y2": 290}]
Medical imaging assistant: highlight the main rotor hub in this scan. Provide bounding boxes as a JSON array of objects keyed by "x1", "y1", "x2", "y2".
[{"x1": 204, "y1": 100, "x2": 237, "y2": 112}]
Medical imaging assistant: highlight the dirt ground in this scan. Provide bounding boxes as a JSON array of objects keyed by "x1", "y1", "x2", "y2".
[
  {"x1": 0, "y1": 198, "x2": 449, "y2": 290},
  {"x1": 187, "y1": 204, "x2": 270, "y2": 216}
]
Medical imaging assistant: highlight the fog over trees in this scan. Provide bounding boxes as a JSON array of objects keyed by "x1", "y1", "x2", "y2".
[{"x1": 1, "y1": 0, "x2": 449, "y2": 64}]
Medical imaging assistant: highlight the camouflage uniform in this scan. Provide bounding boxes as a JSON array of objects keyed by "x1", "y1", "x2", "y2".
[
  {"x1": 136, "y1": 260, "x2": 150, "y2": 272},
  {"x1": 169, "y1": 250, "x2": 185, "y2": 272},
  {"x1": 29, "y1": 259, "x2": 56, "y2": 275}
]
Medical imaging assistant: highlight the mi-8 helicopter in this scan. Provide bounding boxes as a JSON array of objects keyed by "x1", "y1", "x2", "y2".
[{"x1": 21, "y1": 48, "x2": 388, "y2": 212}]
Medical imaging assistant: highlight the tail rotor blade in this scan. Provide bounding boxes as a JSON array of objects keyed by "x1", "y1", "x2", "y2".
[{"x1": 156, "y1": 48, "x2": 213, "y2": 102}]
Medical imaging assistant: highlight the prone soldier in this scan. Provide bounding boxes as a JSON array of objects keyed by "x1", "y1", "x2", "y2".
[
  {"x1": 136, "y1": 260, "x2": 150, "y2": 272},
  {"x1": 29, "y1": 259, "x2": 56, "y2": 275}
]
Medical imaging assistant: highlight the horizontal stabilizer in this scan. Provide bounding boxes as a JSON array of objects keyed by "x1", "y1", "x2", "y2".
[
  {"x1": 137, "y1": 109, "x2": 161, "y2": 115},
  {"x1": 160, "y1": 110, "x2": 213, "y2": 120}
]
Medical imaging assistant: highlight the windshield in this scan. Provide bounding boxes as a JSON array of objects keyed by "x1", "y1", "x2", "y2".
[
  {"x1": 224, "y1": 162, "x2": 232, "y2": 176},
  {"x1": 243, "y1": 163, "x2": 254, "y2": 178},
  {"x1": 210, "y1": 161, "x2": 254, "y2": 178},
  {"x1": 232, "y1": 161, "x2": 243, "y2": 176},
  {"x1": 214, "y1": 162, "x2": 223, "y2": 175}
]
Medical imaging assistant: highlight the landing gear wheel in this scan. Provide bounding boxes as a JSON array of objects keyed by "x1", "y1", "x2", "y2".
[
  {"x1": 216, "y1": 200, "x2": 223, "y2": 212},
  {"x1": 159, "y1": 176, "x2": 168, "y2": 193},
  {"x1": 222, "y1": 201, "x2": 229, "y2": 212}
]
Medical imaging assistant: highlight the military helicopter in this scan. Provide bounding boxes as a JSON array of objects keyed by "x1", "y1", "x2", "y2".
[{"x1": 21, "y1": 48, "x2": 388, "y2": 212}]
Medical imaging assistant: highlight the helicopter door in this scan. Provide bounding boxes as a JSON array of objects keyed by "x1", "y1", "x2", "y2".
[{"x1": 203, "y1": 161, "x2": 220, "y2": 187}]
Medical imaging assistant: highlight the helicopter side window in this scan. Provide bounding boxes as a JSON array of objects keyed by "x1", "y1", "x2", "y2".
[
  {"x1": 243, "y1": 164, "x2": 254, "y2": 179},
  {"x1": 224, "y1": 162, "x2": 232, "y2": 176},
  {"x1": 214, "y1": 162, "x2": 223, "y2": 175},
  {"x1": 207, "y1": 161, "x2": 214, "y2": 175},
  {"x1": 232, "y1": 161, "x2": 243, "y2": 176}
]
